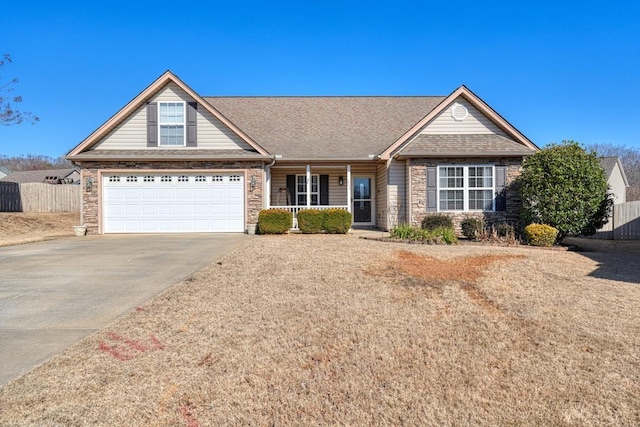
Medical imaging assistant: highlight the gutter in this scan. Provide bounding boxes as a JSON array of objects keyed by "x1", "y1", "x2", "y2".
[
  {"x1": 394, "y1": 151, "x2": 536, "y2": 159},
  {"x1": 65, "y1": 154, "x2": 272, "y2": 162}
]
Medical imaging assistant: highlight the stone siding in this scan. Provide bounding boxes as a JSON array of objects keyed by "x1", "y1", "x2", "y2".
[
  {"x1": 408, "y1": 157, "x2": 523, "y2": 229},
  {"x1": 78, "y1": 161, "x2": 264, "y2": 234}
]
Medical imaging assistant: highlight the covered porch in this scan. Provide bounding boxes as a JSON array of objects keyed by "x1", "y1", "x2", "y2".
[{"x1": 265, "y1": 163, "x2": 379, "y2": 229}]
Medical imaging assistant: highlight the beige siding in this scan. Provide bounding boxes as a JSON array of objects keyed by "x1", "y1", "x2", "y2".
[
  {"x1": 609, "y1": 163, "x2": 627, "y2": 204},
  {"x1": 94, "y1": 83, "x2": 252, "y2": 150},
  {"x1": 421, "y1": 98, "x2": 506, "y2": 135},
  {"x1": 376, "y1": 163, "x2": 387, "y2": 229},
  {"x1": 387, "y1": 159, "x2": 406, "y2": 228},
  {"x1": 270, "y1": 167, "x2": 349, "y2": 206}
]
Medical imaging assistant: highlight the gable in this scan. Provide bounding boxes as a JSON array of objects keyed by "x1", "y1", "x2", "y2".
[
  {"x1": 420, "y1": 98, "x2": 506, "y2": 136},
  {"x1": 381, "y1": 86, "x2": 538, "y2": 159},
  {"x1": 93, "y1": 83, "x2": 253, "y2": 151}
]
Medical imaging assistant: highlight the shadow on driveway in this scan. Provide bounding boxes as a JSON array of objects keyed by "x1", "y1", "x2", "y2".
[{"x1": 563, "y1": 237, "x2": 640, "y2": 285}]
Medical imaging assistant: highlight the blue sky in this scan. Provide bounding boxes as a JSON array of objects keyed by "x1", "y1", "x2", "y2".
[{"x1": 1, "y1": 0, "x2": 639, "y2": 158}]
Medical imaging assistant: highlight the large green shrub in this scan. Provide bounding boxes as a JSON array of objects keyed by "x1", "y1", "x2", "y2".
[
  {"x1": 460, "y1": 216, "x2": 484, "y2": 240},
  {"x1": 421, "y1": 214, "x2": 454, "y2": 231},
  {"x1": 323, "y1": 209, "x2": 352, "y2": 234},
  {"x1": 297, "y1": 209, "x2": 324, "y2": 233},
  {"x1": 523, "y1": 223, "x2": 558, "y2": 247},
  {"x1": 518, "y1": 141, "x2": 613, "y2": 241},
  {"x1": 297, "y1": 209, "x2": 353, "y2": 234},
  {"x1": 257, "y1": 209, "x2": 292, "y2": 234}
]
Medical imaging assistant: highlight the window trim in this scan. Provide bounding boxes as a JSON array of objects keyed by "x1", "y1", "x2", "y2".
[
  {"x1": 158, "y1": 101, "x2": 186, "y2": 147},
  {"x1": 436, "y1": 165, "x2": 495, "y2": 212},
  {"x1": 295, "y1": 174, "x2": 319, "y2": 206}
]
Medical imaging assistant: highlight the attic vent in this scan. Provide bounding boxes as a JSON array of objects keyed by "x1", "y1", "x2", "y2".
[{"x1": 451, "y1": 102, "x2": 468, "y2": 121}]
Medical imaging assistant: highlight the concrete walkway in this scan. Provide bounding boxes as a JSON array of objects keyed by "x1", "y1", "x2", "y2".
[{"x1": 0, "y1": 233, "x2": 251, "y2": 385}]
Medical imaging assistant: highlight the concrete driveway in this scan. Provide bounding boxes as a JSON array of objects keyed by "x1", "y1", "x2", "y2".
[{"x1": 0, "y1": 233, "x2": 251, "y2": 385}]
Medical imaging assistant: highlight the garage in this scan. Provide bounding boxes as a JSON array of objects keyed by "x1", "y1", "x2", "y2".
[{"x1": 102, "y1": 173, "x2": 245, "y2": 233}]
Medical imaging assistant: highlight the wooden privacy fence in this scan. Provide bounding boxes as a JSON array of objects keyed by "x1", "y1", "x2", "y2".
[
  {"x1": 0, "y1": 182, "x2": 80, "y2": 213},
  {"x1": 592, "y1": 201, "x2": 640, "y2": 240}
]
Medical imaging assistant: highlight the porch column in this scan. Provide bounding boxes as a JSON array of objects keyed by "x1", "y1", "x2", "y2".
[
  {"x1": 264, "y1": 166, "x2": 271, "y2": 209},
  {"x1": 306, "y1": 164, "x2": 311, "y2": 209},
  {"x1": 346, "y1": 164, "x2": 351, "y2": 213}
]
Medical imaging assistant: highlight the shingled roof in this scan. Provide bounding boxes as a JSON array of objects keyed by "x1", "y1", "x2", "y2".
[
  {"x1": 206, "y1": 96, "x2": 446, "y2": 159},
  {"x1": 0, "y1": 168, "x2": 79, "y2": 184},
  {"x1": 397, "y1": 134, "x2": 536, "y2": 157}
]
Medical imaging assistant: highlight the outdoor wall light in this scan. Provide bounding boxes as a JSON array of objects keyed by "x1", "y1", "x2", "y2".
[
  {"x1": 250, "y1": 175, "x2": 256, "y2": 190},
  {"x1": 85, "y1": 177, "x2": 93, "y2": 192},
  {"x1": 338, "y1": 176, "x2": 344, "y2": 186}
]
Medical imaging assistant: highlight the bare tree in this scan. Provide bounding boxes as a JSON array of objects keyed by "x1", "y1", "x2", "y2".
[
  {"x1": 1, "y1": 54, "x2": 39, "y2": 125},
  {"x1": 0, "y1": 154, "x2": 72, "y2": 171}
]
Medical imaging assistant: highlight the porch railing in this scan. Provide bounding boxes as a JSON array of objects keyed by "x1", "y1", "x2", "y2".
[{"x1": 269, "y1": 205, "x2": 349, "y2": 229}]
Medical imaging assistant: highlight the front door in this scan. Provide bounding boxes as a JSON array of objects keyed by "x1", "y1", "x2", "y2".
[{"x1": 352, "y1": 176, "x2": 374, "y2": 225}]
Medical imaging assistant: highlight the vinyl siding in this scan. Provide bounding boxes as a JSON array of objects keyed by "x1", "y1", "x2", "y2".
[
  {"x1": 270, "y1": 168, "x2": 349, "y2": 206},
  {"x1": 420, "y1": 98, "x2": 506, "y2": 135},
  {"x1": 387, "y1": 159, "x2": 406, "y2": 228},
  {"x1": 94, "y1": 83, "x2": 252, "y2": 150},
  {"x1": 269, "y1": 165, "x2": 377, "y2": 212},
  {"x1": 609, "y1": 163, "x2": 627, "y2": 204}
]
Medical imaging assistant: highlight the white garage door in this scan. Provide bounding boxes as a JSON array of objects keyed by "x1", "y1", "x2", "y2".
[{"x1": 102, "y1": 173, "x2": 245, "y2": 233}]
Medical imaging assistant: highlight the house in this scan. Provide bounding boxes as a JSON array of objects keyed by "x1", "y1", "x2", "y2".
[
  {"x1": 0, "y1": 168, "x2": 80, "y2": 185},
  {"x1": 598, "y1": 156, "x2": 629, "y2": 204},
  {"x1": 66, "y1": 71, "x2": 538, "y2": 234}
]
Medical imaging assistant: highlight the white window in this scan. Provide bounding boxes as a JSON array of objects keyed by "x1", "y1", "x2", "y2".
[
  {"x1": 296, "y1": 174, "x2": 319, "y2": 206},
  {"x1": 158, "y1": 102, "x2": 185, "y2": 146},
  {"x1": 177, "y1": 175, "x2": 189, "y2": 182},
  {"x1": 212, "y1": 175, "x2": 224, "y2": 182},
  {"x1": 143, "y1": 176, "x2": 154, "y2": 182},
  {"x1": 195, "y1": 175, "x2": 206, "y2": 182},
  {"x1": 438, "y1": 165, "x2": 494, "y2": 211},
  {"x1": 126, "y1": 176, "x2": 137, "y2": 183}
]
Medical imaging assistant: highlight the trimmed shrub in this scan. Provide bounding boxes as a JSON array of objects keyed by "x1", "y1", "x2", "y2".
[
  {"x1": 297, "y1": 209, "x2": 353, "y2": 234},
  {"x1": 257, "y1": 209, "x2": 292, "y2": 234},
  {"x1": 297, "y1": 209, "x2": 324, "y2": 233},
  {"x1": 421, "y1": 214, "x2": 454, "y2": 231},
  {"x1": 461, "y1": 217, "x2": 484, "y2": 240},
  {"x1": 323, "y1": 209, "x2": 352, "y2": 234},
  {"x1": 524, "y1": 223, "x2": 558, "y2": 247}
]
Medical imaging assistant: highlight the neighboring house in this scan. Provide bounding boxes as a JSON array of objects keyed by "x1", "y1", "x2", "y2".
[
  {"x1": 0, "y1": 168, "x2": 80, "y2": 185},
  {"x1": 598, "y1": 156, "x2": 629, "y2": 204},
  {"x1": 66, "y1": 71, "x2": 538, "y2": 234},
  {"x1": 0, "y1": 166, "x2": 9, "y2": 180}
]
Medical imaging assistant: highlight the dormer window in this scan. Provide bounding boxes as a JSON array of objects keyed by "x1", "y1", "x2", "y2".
[{"x1": 158, "y1": 102, "x2": 185, "y2": 146}]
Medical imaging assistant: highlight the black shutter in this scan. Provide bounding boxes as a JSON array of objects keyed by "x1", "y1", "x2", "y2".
[
  {"x1": 495, "y1": 166, "x2": 507, "y2": 211},
  {"x1": 320, "y1": 175, "x2": 329, "y2": 205},
  {"x1": 186, "y1": 102, "x2": 197, "y2": 147},
  {"x1": 286, "y1": 175, "x2": 296, "y2": 206},
  {"x1": 426, "y1": 167, "x2": 437, "y2": 212},
  {"x1": 147, "y1": 102, "x2": 158, "y2": 147}
]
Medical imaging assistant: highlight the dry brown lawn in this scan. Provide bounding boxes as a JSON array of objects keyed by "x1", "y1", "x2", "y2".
[
  {"x1": 0, "y1": 212, "x2": 79, "y2": 246},
  {"x1": 0, "y1": 235, "x2": 639, "y2": 426}
]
